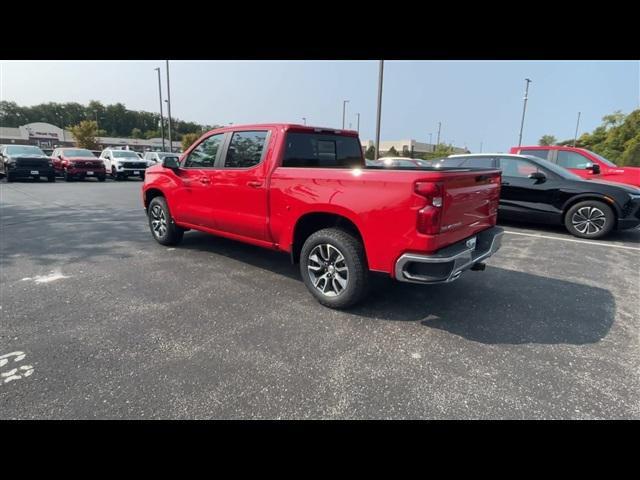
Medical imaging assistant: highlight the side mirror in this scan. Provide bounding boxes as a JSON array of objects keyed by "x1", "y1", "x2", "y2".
[
  {"x1": 528, "y1": 171, "x2": 546, "y2": 182},
  {"x1": 163, "y1": 156, "x2": 180, "y2": 170},
  {"x1": 585, "y1": 162, "x2": 601, "y2": 174}
]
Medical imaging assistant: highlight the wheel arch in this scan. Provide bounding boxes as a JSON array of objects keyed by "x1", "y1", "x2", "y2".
[
  {"x1": 290, "y1": 211, "x2": 367, "y2": 266},
  {"x1": 561, "y1": 194, "x2": 620, "y2": 223}
]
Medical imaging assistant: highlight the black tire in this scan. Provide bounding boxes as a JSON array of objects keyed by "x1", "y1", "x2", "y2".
[
  {"x1": 140, "y1": 172, "x2": 146, "y2": 181},
  {"x1": 147, "y1": 196, "x2": 184, "y2": 246},
  {"x1": 48, "y1": 175, "x2": 56, "y2": 183},
  {"x1": 111, "y1": 168, "x2": 120, "y2": 180},
  {"x1": 299, "y1": 228, "x2": 369, "y2": 309},
  {"x1": 98, "y1": 175, "x2": 106, "y2": 182},
  {"x1": 564, "y1": 200, "x2": 615, "y2": 239},
  {"x1": 6, "y1": 173, "x2": 14, "y2": 182},
  {"x1": 64, "y1": 170, "x2": 73, "y2": 182}
]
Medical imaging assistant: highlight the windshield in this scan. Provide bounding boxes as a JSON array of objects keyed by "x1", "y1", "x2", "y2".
[
  {"x1": 62, "y1": 149, "x2": 95, "y2": 158},
  {"x1": 587, "y1": 150, "x2": 618, "y2": 167},
  {"x1": 112, "y1": 151, "x2": 140, "y2": 158},
  {"x1": 6, "y1": 145, "x2": 46, "y2": 156},
  {"x1": 156, "y1": 152, "x2": 177, "y2": 159},
  {"x1": 523, "y1": 156, "x2": 584, "y2": 180}
]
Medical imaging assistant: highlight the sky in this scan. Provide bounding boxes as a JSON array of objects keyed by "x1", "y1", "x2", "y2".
[{"x1": 1, "y1": 60, "x2": 638, "y2": 152}]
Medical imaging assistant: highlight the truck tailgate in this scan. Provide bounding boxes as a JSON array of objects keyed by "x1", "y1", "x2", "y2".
[{"x1": 437, "y1": 170, "x2": 501, "y2": 247}]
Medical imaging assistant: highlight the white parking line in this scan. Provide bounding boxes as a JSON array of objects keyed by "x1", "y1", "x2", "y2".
[{"x1": 503, "y1": 230, "x2": 640, "y2": 252}]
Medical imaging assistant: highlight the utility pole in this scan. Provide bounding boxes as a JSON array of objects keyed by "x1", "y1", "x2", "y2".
[
  {"x1": 436, "y1": 122, "x2": 442, "y2": 148},
  {"x1": 374, "y1": 60, "x2": 384, "y2": 161},
  {"x1": 154, "y1": 67, "x2": 166, "y2": 151},
  {"x1": 518, "y1": 78, "x2": 532, "y2": 147},
  {"x1": 356, "y1": 113, "x2": 360, "y2": 134},
  {"x1": 342, "y1": 100, "x2": 350, "y2": 129},
  {"x1": 302, "y1": 117, "x2": 306, "y2": 125},
  {"x1": 480, "y1": 141, "x2": 483, "y2": 152},
  {"x1": 165, "y1": 60, "x2": 173, "y2": 152},
  {"x1": 573, "y1": 111, "x2": 581, "y2": 147}
]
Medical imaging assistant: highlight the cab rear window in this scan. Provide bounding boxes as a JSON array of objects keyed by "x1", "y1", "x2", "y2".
[{"x1": 282, "y1": 133, "x2": 363, "y2": 168}]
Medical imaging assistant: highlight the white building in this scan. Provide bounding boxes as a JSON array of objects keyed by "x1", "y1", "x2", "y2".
[
  {"x1": 0, "y1": 122, "x2": 181, "y2": 152},
  {"x1": 361, "y1": 139, "x2": 468, "y2": 156}
]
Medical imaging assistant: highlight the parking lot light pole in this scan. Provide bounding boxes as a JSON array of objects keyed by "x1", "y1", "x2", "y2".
[
  {"x1": 165, "y1": 60, "x2": 173, "y2": 152},
  {"x1": 356, "y1": 113, "x2": 360, "y2": 134},
  {"x1": 302, "y1": 117, "x2": 306, "y2": 125},
  {"x1": 436, "y1": 122, "x2": 441, "y2": 149},
  {"x1": 573, "y1": 111, "x2": 581, "y2": 147},
  {"x1": 518, "y1": 78, "x2": 532, "y2": 147},
  {"x1": 342, "y1": 100, "x2": 350, "y2": 129},
  {"x1": 374, "y1": 60, "x2": 384, "y2": 161},
  {"x1": 154, "y1": 67, "x2": 166, "y2": 152}
]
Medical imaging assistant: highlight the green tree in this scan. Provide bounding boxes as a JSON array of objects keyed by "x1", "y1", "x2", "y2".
[
  {"x1": 539, "y1": 135, "x2": 557, "y2": 146},
  {"x1": 68, "y1": 120, "x2": 100, "y2": 150},
  {"x1": 182, "y1": 133, "x2": 200, "y2": 152},
  {"x1": 364, "y1": 145, "x2": 375, "y2": 160},
  {"x1": 131, "y1": 128, "x2": 143, "y2": 139},
  {"x1": 386, "y1": 146, "x2": 399, "y2": 156}
]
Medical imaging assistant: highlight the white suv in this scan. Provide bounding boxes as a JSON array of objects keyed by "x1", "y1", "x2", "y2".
[
  {"x1": 143, "y1": 151, "x2": 180, "y2": 165},
  {"x1": 100, "y1": 149, "x2": 151, "y2": 180}
]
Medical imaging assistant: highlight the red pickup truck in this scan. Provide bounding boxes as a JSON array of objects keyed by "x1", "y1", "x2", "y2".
[
  {"x1": 142, "y1": 124, "x2": 504, "y2": 308},
  {"x1": 510, "y1": 145, "x2": 640, "y2": 188}
]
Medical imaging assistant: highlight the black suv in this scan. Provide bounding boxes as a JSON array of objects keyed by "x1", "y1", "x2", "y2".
[{"x1": 0, "y1": 145, "x2": 56, "y2": 182}]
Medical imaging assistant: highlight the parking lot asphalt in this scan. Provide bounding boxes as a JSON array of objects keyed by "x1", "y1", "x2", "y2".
[{"x1": 1, "y1": 178, "x2": 639, "y2": 419}]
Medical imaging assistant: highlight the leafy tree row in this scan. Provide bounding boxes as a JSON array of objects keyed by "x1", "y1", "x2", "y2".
[
  {"x1": 0, "y1": 100, "x2": 219, "y2": 141},
  {"x1": 538, "y1": 109, "x2": 640, "y2": 166}
]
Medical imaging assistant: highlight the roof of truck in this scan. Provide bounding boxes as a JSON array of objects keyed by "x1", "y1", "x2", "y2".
[{"x1": 205, "y1": 124, "x2": 360, "y2": 136}]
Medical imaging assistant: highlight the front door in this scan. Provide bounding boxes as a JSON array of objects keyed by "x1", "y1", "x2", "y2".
[{"x1": 171, "y1": 133, "x2": 226, "y2": 229}]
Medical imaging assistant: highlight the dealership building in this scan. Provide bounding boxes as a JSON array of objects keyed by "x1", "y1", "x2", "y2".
[
  {"x1": 0, "y1": 122, "x2": 181, "y2": 152},
  {"x1": 360, "y1": 139, "x2": 468, "y2": 156}
]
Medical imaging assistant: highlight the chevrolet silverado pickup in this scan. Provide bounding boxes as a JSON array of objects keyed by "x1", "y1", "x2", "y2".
[{"x1": 142, "y1": 124, "x2": 504, "y2": 308}]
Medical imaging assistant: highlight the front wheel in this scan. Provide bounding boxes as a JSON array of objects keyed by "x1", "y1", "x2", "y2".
[
  {"x1": 300, "y1": 228, "x2": 369, "y2": 309},
  {"x1": 48, "y1": 175, "x2": 56, "y2": 183},
  {"x1": 565, "y1": 200, "x2": 615, "y2": 239},
  {"x1": 98, "y1": 175, "x2": 106, "y2": 182},
  {"x1": 147, "y1": 196, "x2": 184, "y2": 246},
  {"x1": 64, "y1": 170, "x2": 74, "y2": 182}
]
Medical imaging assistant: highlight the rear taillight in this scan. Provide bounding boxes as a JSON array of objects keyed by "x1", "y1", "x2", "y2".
[{"x1": 415, "y1": 181, "x2": 443, "y2": 235}]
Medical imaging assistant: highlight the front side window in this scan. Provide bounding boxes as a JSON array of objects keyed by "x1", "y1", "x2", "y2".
[
  {"x1": 519, "y1": 149, "x2": 549, "y2": 160},
  {"x1": 184, "y1": 133, "x2": 224, "y2": 168},
  {"x1": 556, "y1": 150, "x2": 592, "y2": 169},
  {"x1": 224, "y1": 131, "x2": 268, "y2": 168},
  {"x1": 282, "y1": 132, "x2": 362, "y2": 168},
  {"x1": 499, "y1": 157, "x2": 540, "y2": 178}
]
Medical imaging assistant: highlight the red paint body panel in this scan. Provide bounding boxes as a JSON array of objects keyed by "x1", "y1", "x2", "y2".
[
  {"x1": 510, "y1": 145, "x2": 640, "y2": 187},
  {"x1": 143, "y1": 124, "x2": 501, "y2": 277}
]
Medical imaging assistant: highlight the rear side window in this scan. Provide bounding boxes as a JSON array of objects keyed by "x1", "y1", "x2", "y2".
[
  {"x1": 556, "y1": 150, "x2": 591, "y2": 169},
  {"x1": 224, "y1": 131, "x2": 268, "y2": 168},
  {"x1": 519, "y1": 149, "x2": 549, "y2": 160},
  {"x1": 282, "y1": 132, "x2": 363, "y2": 168},
  {"x1": 461, "y1": 157, "x2": 495, "y2": 168}
]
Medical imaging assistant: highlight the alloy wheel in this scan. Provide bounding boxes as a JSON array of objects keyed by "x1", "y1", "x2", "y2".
[
  {"x1": 150, "y1": 205, "x2": 168, "y2": 238},
  {"x1": 571, "y1": 206, "x2": 606, "y2": 235},
  {"x1": 307, "y1": 243, "x2": 349, "y2": 297}
]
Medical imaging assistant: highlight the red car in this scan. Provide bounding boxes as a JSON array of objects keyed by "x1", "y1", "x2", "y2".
[
  {"x1": 51, "y1": 147, "x2": 107, "y2": 182},
  {"x1": 142, "y1": 124, "x2": 504, "y2": 308},
  {"x1": 510, "y1": 145, "x2": 640, "y2": 188}
]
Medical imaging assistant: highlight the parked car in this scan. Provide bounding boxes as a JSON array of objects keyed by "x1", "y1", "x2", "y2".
[
  {"x1": 143, "y1": 151, "x2": 181, "y2": 165},
  {"x1": 51, "y1": 147, "x2": 107, "y2": 182},
  {"x1": 510, "y1": 145, "x2": 640, "y2": 188},
  {"x1": 99, "y1": 148, "x2": 149, "y2": 180},
  {"x1": 440, "y1": 153, "x2": 640, "y2": 239},
  {"x1": 0, "y1": 144, "x2": 55, "y2": 182},
  {"x1": 142, "y1": 123, "x2": 504, "y2": 308},
  {"x1": 367, "y1": 157, "x2": 433, "y2": 168}
]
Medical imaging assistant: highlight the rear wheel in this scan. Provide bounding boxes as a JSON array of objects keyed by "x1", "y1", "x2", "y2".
[
  {"x1": 148, "y1": 196, "x2": 184, "y2": 246},
  {"x1": 300, "y1": 228, "x2": 369, "y2": 309},
  {"x1": 565, "y1": 200, "x2": 615, "y2": 239},
  {"x1": 6, "y1": 173, "x2": 14, "y2": 182},
  {"x1": 64, "y1": 170, "x2": 74, "y2": 182},
  {"x1": 48, "y1": 174, "x2": 56, "y2": 183}
]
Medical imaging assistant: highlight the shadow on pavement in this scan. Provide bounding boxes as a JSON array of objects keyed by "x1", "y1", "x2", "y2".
[{"x1": 177, "y1": 231, "x2": 616, "y2": 346}]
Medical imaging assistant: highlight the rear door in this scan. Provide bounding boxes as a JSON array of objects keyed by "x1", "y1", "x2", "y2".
[{"x1": 204, "y1": 129, "x2": 272, "y2": 240}]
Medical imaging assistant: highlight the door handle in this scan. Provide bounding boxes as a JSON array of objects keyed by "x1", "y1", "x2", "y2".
[
  {"x1": 199, "y1": 176, "x2": 210, "y2": 184},
  {"x1": 501, "y1": 182, "x2": 510, "y2": 186},
  {"x1": 247, "y1": 181, "x2": 263, "y2": 188}
]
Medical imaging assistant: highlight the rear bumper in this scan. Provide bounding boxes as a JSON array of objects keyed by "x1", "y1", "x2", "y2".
[{"x1": 394, "y1": 226, "x2": 504, "y2": 284}]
